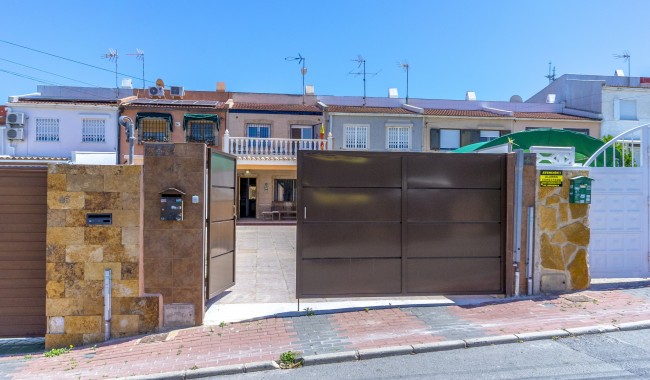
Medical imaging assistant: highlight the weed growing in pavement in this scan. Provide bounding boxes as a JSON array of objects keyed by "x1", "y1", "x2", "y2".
[
  {"x1": 177, "y1": 345, "x2": 184, "y2": 356},
  {"x1": 278, "y1": 350, "x2": 302, "y2": 369},
  {"x1": 551, "y1": 336, "x2": 560, "y2": 341},
  {"x1": 219, "y1": 321, "x2": 227, "y2": 328},
  {"x1": 364, "y1": 308, "x2": 371, "y2": 312},
  {"x1": 44, "y1": 345, "x2": 73, "y2": 358},
  {"x1": 304, "y1": 307, "x2": 315, "y2": 317},
  {"x1": 189, "y1": 365, "x2": 199, "y2": 370},
  {"x1": 23, "y1": 354, "x2": 33, "y2": 360}
]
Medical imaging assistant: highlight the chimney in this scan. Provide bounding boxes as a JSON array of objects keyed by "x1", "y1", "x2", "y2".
[
  {"x1": 305, "y1": 85, "x2": 315, "y2": 96},
  {"x1": 614, "y1": 69, "x2": 625, "y2": 77},
  {"x1": 216, "y1": 82, "x2": 226, "y2": 92},
  {"x1": 546, "y1": 94, "x2": 556, "y2": 103},
  {"x1": 388, "y1": 88, "x2": 399, "y2": 98},
  {"x1": 465, "y1": 91, "x2": 476, "y2": 101}
]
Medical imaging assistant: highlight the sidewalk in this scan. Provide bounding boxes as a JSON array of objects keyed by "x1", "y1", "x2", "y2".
[{"x1": 2, "y1": 280, "x2": 650, "y2": 379}]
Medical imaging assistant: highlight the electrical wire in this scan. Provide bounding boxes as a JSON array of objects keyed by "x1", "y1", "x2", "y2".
[{"x1": 0, "y1": 57, "x2": 101, "y2": 88}]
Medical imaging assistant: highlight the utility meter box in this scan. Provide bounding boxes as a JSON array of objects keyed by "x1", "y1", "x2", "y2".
[
  {"x1": 160, "y1": 188, "x2": 185, "y2": 221},
  {"x1": 569, "y1": 176, "x2": 594, "y2": 204}
]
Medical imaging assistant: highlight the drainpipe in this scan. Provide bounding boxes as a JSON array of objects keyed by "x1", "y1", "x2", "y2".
[
  {"x1": 104, "y1": 269, "x2": 112, "y2": 341},
  {"x1": 527, "y1": 206, "x2": 535, "y2": 295},
  {"x1": 119, "y1": 116, "x2": 135, "y2": 164},
  {"x1": 513, "y1": 149, "x2": 524, "y2": 297}
]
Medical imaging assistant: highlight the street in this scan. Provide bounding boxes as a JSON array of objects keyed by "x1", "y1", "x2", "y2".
[{"x1": 227, "y1": 329, "x2": 650, "y2": 379}]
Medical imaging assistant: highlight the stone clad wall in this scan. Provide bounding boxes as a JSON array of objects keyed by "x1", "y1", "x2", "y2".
[
  {"x1": 45, "y1": 165, "x2": 160, "y2": 349},
  {"x1": 536, "y1": 169, "x2": 591, "y2": 292}
]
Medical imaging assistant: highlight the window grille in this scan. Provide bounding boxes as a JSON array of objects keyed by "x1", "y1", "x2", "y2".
[
  {"x1": 247, "y1": 123, "x2": 271, "y2": 138},
  {"x1": 187, "y1": 120, "x2": 216, "y2": 144},
  {"x1": 139, "y1": 118, "x2": 170, "y2": 142},
  {"x1": 35, "y1": 118, "x2": 60, "y2": 142},
  {"x1": 387, "y1": 126, "x2": 410, "y2": 149},
  {"x1": 344, "y1": 125, "x2": 368, "y2": 149},
  {"x1": 82, "y1": 119, "x2": 106, "y2": 142}
]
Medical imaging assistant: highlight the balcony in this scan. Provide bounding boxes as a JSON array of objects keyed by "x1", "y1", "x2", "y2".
[{"x1": 223, "y1": 131, "x2": 331, "y2": 165}]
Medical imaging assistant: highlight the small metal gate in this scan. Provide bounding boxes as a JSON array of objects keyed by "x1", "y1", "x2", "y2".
[
  {"x1": 296, "y1": 151, "x2": 511, "y2": 298},
  {"x1": 0, "y1": 166, "x2": 47, "y2": 337},
  {"x1": 206, "y1": 150, "x2": 237, "y2": 299}
]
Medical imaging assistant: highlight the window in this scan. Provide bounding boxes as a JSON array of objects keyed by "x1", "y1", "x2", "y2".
[
  {"x1": 35, "y1": 118, "x2": 60, "y2": 142},
  {"x1": 386, "y1": 126, "x2": 410, "y2": 150},
  {"x1": 564, "y1": 128, "x2": 590, "y2": 136},
  {"x1": 439, "y1": 129, "x2": 461, "y2": 150},
  {"x1": 82, "y1": 119, "x2": 106, "y2": 142},
  {"x1": 247, "y1": 123, "x2": 271, "y2": 138},
  {"x1": 274, "y1": 179, "x2": 296, "y2": 202},
  {"x1": 187, "y1": 120, "x2": 217, "y2": 144},
  {"x1": 479, "y1": 130, "x2": 500, "y2": 142},
  {"x1": 139, "y1": 118, "x2": 170, "y2": 142},
  {"x1": 620, "y1": 100, "x2": 637, "y2": 120},
  {"x1": 344, "y1": 125, "x2": 368, "y2": 149}
]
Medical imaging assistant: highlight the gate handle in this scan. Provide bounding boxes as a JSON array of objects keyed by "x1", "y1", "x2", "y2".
[
  {"x1": 304, "y1": 206, "x2": 307, "y2": 220},
  {"x1": 233, "y1": 204, "x2": 237, "y2": 220}
]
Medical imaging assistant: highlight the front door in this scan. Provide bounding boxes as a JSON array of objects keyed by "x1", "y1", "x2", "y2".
[
  {"x1": 207, "y1": 150, "x2": 237, "y2": 300},
  {"x1": 239, "y1": 177, "x2": 257, "y2": 218}
]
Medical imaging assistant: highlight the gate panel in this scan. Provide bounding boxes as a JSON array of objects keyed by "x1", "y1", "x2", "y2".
[
  {"x1": 207, "y1": 150, "x2": 237, "y2": 299},
  {"x1": 0, "y1": 167, "x2": 47, "y2": 337},
  {"x1": 297, "y1": 151, "x2": 508, "y2": 298}
]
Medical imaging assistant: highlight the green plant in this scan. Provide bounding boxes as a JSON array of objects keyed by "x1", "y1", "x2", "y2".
[
  {"x1": 23, "y1": 354, "x2": 33, "y2": 360},
  {"x1": 189, "y1": 365, "x2": 199, "y2": 370},
  {"x1": 304, "y1": 307, "x2": 314, "y2": 317},
  {"x1": 44, "y1": 345, "x2": 73, "y2": 358},
  {"x1": 219, "y1": 321, "x2": 227, "y2": 328},
  {"x1": 601, "y1": 135, "x2": 637, "y2": 167},
  {"x1": 278, "y1": 350, "x2": 302, "y2": 369}
]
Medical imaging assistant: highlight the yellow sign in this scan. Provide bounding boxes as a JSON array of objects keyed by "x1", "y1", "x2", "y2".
[{"x1": 540, "y1": 170, "x2": 563, "y2": 187}]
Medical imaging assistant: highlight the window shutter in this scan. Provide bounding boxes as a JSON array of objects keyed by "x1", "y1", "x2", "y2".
[
  {"x1": 499, "y1": 130, "x2": 510, "y2": 136},
  {"x1": 461, "y1": 129, "x2": 480, "y2": 146},
  {"x1": 429, "y1": 128, "x2": 440, "y2": 150}
]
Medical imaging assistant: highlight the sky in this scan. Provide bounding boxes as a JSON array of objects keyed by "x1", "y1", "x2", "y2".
[{"x1": 1, "y1": 0, "x2": 649, "y2": 103}]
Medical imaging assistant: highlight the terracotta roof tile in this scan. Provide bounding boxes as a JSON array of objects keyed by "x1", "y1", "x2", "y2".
[
  {"x1": 512, "y1": 112, "x2": 591, "y2": 120},
  {"x1": 123, "y1": 98, "x2": 227, "y2": 109},
  {"x1": 424, "y1": 109, "x2": 503, "y2": 117},
  {"x1": 13, "y1": 99, "x2": 117, "y2": 106},
  {"x1": 327, "y1": 105, "x2": 415, "y2": 114},
  {"x1": 231, "y1": 103, "x2": 321, "y2": 112}
]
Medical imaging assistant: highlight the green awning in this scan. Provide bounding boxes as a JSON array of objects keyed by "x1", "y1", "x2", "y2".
[
  {"x1": 135, "y1": 112, "x2": 173, "y2": 131},
  {"x1": 183, "y1": 114, "x2": 220, "y2": 131}
]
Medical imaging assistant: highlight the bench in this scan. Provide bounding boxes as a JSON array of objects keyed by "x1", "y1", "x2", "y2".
[{"x1": 272, "y1": 201, "x2": 297, "y2": 219}]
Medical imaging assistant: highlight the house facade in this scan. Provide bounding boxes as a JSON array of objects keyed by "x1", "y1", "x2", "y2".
[
  {"x1": 222, "y1": 93, "x2": 326, "y2": 219},
  {"x1": 527, "y1": 74, "x2": 650, "y2": 138},
  {"x1": 3, "y1": 86, "x2": 131, "y2": 164}
]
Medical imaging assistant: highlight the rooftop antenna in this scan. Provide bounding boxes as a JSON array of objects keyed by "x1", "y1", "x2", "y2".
[
  {"x1": 285, "y1": 53, "x2": 306, "y2": 104},
  {"x1": 349, "y1": 55, "x2": 379, "y2": 106},
  {"x1": 102, "y1": 48, "x2": 119, "y2": 98},
  {"x1": 398, "y1": 60, "x2": 410, "y2": 103},
  {"x1": 127, "y1": 48, "x2": 145, "y2": 90},
  {"x1": 613, "y1": 50, "x2": 631, "y2": 84},
  {"x1": 544, "y1": 61, "x2": 556, "y2": 83}
]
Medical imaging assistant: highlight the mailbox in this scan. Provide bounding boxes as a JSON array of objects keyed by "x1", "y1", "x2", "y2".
[
  {"x1": 569, "y1": 176, "x2": 594, "y2": 204},
  {"x1": 160, "y1": 188, "x2": 185, "y2": 221},
  {"x1": 87, "y1": 213, "x2": 112, "y2": 225}
]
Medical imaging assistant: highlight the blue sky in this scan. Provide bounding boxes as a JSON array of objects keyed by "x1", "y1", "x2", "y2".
[{"x1": 1, "y1": 0, "x2": 649, "y2": 103}]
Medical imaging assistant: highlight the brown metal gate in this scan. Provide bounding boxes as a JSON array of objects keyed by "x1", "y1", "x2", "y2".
[
  {"x1": 296, "y1": 151, "x2": 513, "y2": 298},
  {"x1": 0, "y1": 166, "x2": 47, "y2": 337},
  {"x1": 206, "y1": 150, "x2": 237, "y2": 299}
]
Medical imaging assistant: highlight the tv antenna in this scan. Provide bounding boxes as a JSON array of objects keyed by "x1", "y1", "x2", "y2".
[
  {"x1": 102, "y1": 48, "x2": 119, "y2": 98},
  {"x1": 613, "y1": 50, "x2": 631, "y2": 77},
  {"x1": 127, "y1": 48, "x2": 145, "y2": 89},
  {"x1": 545, "y1": 61, "x2": 556, "y2": 83},
  {"x1": 349, "y1": 55, "x2": 379, "y2": 106},
  {"x1": 285, "y1": 53, "x2": 307, "y2": 104},
  {"x1": 398, "y1": 60, "x2": 410, "y2": 103}
]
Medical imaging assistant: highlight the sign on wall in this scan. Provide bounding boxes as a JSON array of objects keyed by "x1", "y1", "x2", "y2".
[{"x1": 540, "y1": 170, "x2": 563, "y2": 187}]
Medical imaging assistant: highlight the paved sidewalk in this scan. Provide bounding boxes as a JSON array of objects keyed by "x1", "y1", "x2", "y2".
[{"x1": 2, "y1": 281, "x2": 650, "y2": 379}]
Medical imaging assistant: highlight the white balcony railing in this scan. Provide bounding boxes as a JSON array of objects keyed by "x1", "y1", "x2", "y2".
[
  {"x1": 529, "y1": 146, "x2": 576, "y2": 167},
  {"x1": 223, "y1": 130, "x2": 332, "y2": 158}
]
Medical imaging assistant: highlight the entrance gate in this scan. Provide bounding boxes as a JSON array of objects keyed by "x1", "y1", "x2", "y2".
[
  {"x1": 207, "y1": 149, "x2": 237, "y2": 299},
  {"x1": 296, "y1": 151, "x2": 512, "y2": 298}
]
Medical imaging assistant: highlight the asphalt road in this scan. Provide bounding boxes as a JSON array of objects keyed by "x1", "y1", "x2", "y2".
[{"x1": 224, "y1": 329, "x2": 650, "y2": 379}]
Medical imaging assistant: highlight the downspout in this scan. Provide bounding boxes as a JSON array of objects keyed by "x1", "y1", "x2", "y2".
[
  {"x1": 104, "y1": 269, "x2": 112, "y2": 341},
  {"x1": 526, "y1": 206, "x2": 535, "y2": 295},
  {"x1": 513, "y1": 149, "x2": 524, "y2": 297}
]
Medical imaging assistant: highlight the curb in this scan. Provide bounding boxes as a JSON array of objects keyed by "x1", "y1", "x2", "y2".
[{"x1": 117, "y1": 320, "x2": 650, "y2": 380}]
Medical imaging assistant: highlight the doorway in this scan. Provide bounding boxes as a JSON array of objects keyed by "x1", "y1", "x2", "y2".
[{"x1": 239, "y1": 177, "x2": 257, "y2": 218}]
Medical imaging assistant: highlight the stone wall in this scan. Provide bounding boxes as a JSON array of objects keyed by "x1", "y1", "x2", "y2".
[
  {"x1": 45, "y1": 165, "x2": 160, "y2": 349},
  {"x1": 536, "y1": 169, "x2": 591, "y2": 292},
  {"x1": 142, "y1": 143, "x2": 206, "y2": 326}
]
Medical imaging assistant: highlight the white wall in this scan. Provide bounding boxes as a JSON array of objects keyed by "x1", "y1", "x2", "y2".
[
  {"x1": 6, "y1": 103, "x2": 119, "y2": 159},
  {"x1": 601, "y1": 87, "x2": 650, "y2": 138}
]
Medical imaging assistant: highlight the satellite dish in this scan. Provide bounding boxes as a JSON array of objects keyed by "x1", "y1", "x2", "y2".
[
  {"x1": 510, "y1": 95, "x2": 523, "y2": 103},
  {"x1": 155, "y1": 78, "x2": 165, "y2": 87}
]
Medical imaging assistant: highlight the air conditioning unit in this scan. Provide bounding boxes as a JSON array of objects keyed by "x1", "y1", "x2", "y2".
[
  {"x1": 170, "y1": 86, "x2": 185, "y2": 97},
  {"x1": 7, "y1": 127, "x2": 24, "y2": 140},
  {"x1": 7, "y1": 112, "x2": 25, "y2": 125},
  {"x1": 148, "y1": 86, "x2": 165, "y2": 97}
]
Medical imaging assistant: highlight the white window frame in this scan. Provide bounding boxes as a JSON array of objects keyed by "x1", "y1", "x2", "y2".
[
  {"x1": 479, "y1": 130, "x2": 500, "y2": 142},
  {"x1": 385, "y1": 125, "x2": 411, "y2": 150},
  {"x1": 81, "y1": 118, "x2": 106, "y2": 143},
  {"x1": 343, "y1": 124, "x2": 369, "y2": 150},
  {"x1": 35, "y1": 118, "x2": 60, "y2": 142}
]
